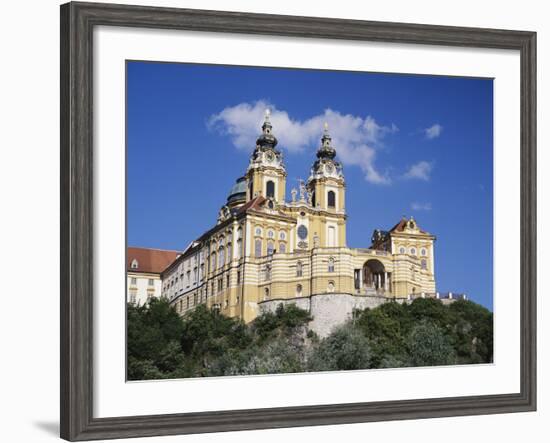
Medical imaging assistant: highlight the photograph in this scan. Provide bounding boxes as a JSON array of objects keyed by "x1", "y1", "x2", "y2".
[{"x1": 125, "y1": 61, "x2": 494, "y2": 380}]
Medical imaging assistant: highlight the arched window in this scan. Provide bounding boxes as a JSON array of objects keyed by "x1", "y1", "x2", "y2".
[
  {"x1": 255, "y1": 227, "x2": 262, "y2": 236},
  {"x1": 410, "y1": 248, "x2": 416, "y2": 255},
  {"x1": 296, "y1": 261, "x2": 303, "y2": 277},
  {"x1": 328, "y1": 257, "x2": 335, "y2": 272},
  {"x1": 421, "y1": 259, "x2": 428, "y2": 270},
  {"x1": 267, "y1": 241, "x2": 274, "y2": 255},
  {"x1": 279, "y1": 243, "x2": 286, "y2": 253},
  {"x1": 296, "y1": 284, "x2": 303, "y2": 297},
  {"x1": 279, "y1": 231, "x2": 286, "y2": 240},
  {"x1": 255, "y1": 239, "x2": 262, "y2": 257},
  {"x1": 218, "y1": 247, "x2": 225, "y2": 268},
  {"x1": 399, "y1": 247, "x2": 406, "y2": 254},
  {"x1": 130, "y1": 259, "x2": 139, "y2": 269},
  {"x1": 237, "y1": 239, "x2": 242, "y2": 258},
  {"x1": 421, "y1": 248, "x2": 427, "y2": 256},
  {"x1": 266, "y1": 180, "x2": 275, "y2": 199},
  {"x1": 210, "y1": 252, "x2": 216, "y2": 270},
  {"x1": 327, "y1": 190, "x2": 336, "y2": 208},
  {"x1": 265, "y1": 264, "x2": 271, "y2": 281},
  {"x1": 311, "y1": 191, "x2": 316, "y2": 208},
  {"x1": 226, "y1": 241, "x2": 232, "y2": 261},
  {"x1": 327, "y1": 281, "x2": 335, "y2": 292},
  {"x1": 264, "y1": 287, "x2": 270, "y2": 301}
]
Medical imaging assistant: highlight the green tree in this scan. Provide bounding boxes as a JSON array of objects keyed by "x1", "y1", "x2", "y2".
[
  {"x1": 179, "y1": 305, "x2": 252, "y2": 376},
  {"x1": 308, "y1": 324, "x2": 371, "y2": 371},
  {"x1": 406, "y1": 319, "x2": 456, "y2": 367},
  {"x1": 354, "y1": 301, "x2": 409, "y2": 366},
  {"x1": 251, "y1": 303, "x2": 312, "y2": 342},
  {"x1": 127, "y1": 297, "x2": 186, "y2": 379},
  {"x1": 448, "y1": 299, "x2": 493, "y2": 363}
]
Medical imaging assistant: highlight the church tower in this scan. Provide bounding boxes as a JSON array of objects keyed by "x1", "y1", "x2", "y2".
[
  {"x1": 307, "y1": 123, "x2": 347, "y2": 247},
  {"x1": 307, "y1": 123, "x2": 346, "y2": 213},
  {"x1": 246, "y1": 110, "x2": 287, "y2": 204}
]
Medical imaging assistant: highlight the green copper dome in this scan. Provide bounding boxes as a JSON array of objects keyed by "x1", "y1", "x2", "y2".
[{"x1": 227, "y1": 176, "x2": 247, "y2": 205}]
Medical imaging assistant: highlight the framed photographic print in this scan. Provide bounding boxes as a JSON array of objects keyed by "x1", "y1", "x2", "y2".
[{"x1": 60, "y1": 1, "x2": 536, "y2": 441}]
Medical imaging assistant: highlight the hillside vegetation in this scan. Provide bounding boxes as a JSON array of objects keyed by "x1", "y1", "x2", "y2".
[{"x1": 127, "y1": 297, "x2": 493, "y2": 380}]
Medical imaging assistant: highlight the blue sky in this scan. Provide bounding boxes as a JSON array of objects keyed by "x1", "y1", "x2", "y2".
[{"x1": 127, "y1": 61, "x2": 493, "y2": 309}]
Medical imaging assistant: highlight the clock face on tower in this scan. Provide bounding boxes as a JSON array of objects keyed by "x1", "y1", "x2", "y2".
[
  {"x1": 326, "y1": 164, "x2": 334, "y2": 174},
  {"x1": 265, "y1": 151, "x2": 275, "y2": 163},
  {"x1": 297, "y1": 225, "x2": 308, "y2": 240}
]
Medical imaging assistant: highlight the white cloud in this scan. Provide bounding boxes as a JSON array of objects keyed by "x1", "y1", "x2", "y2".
[
  {"x1": 208, "y1": 100, "x2": 398, "y2": 184},
  {"x1": 411, "y1": 202, "x2": 432, "y2": 211},
  {"x1": 403, "y1": 161, "x2": 433, "y2": 181},
  {"x1": 424, "y1": 123, "x2": 443, "y2": 139}
]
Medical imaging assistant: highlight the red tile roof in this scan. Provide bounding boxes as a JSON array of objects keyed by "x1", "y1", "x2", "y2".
[
  {"x1": 236, "y1": 195, "x2": 266, "y2": 214},
  {"x1": 389, "y1": 218, "x2": 408, "y2": 233},
  {"x1": 127, "y1": 247, "x2": 180, "y2": 274},
  {"x1": 389, "y1": 218, "x2": 428, "y2": 234}
]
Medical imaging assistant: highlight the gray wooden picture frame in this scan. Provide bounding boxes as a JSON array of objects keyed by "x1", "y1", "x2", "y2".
[{"x1": 60, "y1": 1, "x2": 537, "y2": 441}]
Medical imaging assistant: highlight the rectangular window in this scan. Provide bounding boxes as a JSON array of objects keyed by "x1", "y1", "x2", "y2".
[
  {"x1": 148, "y1": 278, "x2": 154, "y2": 286},
  {"x1": 226, "y1": 274, "x2": 230, "y2": 288},
  {"x1": 237, "y1": 270, "x2": 241, "y2": 284},
  {"x1": 130, "y1": 277, "x2": 137, "y2": 285},
  {"x1": 129, "y1": 293, "x2": 136, "y2": 304}
]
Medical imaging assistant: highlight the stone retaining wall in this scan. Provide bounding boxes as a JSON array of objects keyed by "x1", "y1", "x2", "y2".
[{"x1": 258, "y1": 293, "x2": 396, "y2": 338}]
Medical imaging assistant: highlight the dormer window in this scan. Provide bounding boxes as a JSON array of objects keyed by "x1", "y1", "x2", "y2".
[{"x1": 130, "y1": 259, "x2": 139, "y2": 269}]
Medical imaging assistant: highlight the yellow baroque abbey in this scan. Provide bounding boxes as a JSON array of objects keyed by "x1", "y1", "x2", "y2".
[{"x1": 162, "y1": 111, "x2": 441, "y2": 328}]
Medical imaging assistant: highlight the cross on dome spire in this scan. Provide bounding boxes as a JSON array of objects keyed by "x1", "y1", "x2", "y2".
[
  {"x1": 256, "y1": 108, "x2": 278, "y2": 149},
  {"x1": 317, "y1": 121, "x2": 336, "y2": 159}
]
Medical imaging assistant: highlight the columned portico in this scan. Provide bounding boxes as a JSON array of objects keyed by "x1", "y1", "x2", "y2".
[{"x1": 362, "y1": 259, "x2": 391, "y2": 294}]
